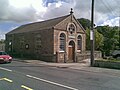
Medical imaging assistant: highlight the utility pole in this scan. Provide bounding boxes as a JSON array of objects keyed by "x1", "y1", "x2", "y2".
[
  {"x1": 118, "y1": 14, "x2": 120, "y2": 50},
  {"x1": 90, "y1": 0, "x2": 95, "y2": 66}
]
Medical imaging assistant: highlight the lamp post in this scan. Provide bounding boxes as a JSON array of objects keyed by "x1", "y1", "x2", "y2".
[{"x1": 90, "y1": 0, "x2": 95, "y2": 66}]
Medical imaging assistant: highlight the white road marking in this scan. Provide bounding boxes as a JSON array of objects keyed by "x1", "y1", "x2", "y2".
[
  {"x1": 21, "y1": 85, "x2": 33, "y2": 90},
  {"x1": 0, "y1": 78, "x2": 13, "y2": 83},
  {"x1": 0, "y1": 67, "x2": 12, "y2": 72},
  {"x1": 26, "y1": 75, "x2": 78, "y2": 90},
  {"x1": 3, "y1": 78, "x2": 13, "y2": 83}
]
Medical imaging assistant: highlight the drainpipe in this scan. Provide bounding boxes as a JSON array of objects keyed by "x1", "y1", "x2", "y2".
[{"x1": 64, "y1": 52, "x2": 67, "y2": 63}]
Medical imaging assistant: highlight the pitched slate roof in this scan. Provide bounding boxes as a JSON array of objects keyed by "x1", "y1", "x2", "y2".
[{"x1": 7, "y1": 14, "x2": 70, "y2": 34}]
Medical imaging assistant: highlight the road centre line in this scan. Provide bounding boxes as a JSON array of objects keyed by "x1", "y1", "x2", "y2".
[
  {"x1": 26, "y1": 75, "x2": 78, "y2": 90},
  {"x1": 21, "y1": 85, "x2": 33, "y2": 90},
  {"x1": 0, "y1": 67, "x2": 12, "y2": 72}
]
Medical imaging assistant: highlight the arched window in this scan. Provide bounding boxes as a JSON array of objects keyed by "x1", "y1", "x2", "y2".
[
  {"x1": 77, "y1": 35, "x2": 82, "y2": 50},
  {"x1": 60, "y1": 33, "x2": 66, "y2": 51}
]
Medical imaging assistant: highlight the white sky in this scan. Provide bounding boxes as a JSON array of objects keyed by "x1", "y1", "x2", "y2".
[
  {"x1": 0, "y1": 0, "x2": 120, "y2": 39},
  {"x1": 0, "y1": 0, "x2": 120, "y2": 25}
]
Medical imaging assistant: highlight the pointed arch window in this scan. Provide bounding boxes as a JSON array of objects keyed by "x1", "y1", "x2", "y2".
[
  {"x1": 77, "y1": 35, "x2": 82, "y2": 50},
  {"x1": 60, "y1": 33, "x2": 66, "y2": 51}
]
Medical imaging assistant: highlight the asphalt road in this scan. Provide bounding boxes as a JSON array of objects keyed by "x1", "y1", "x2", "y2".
[{"x1": 0, "y1": 60, "x2": 120, "y2": 90}]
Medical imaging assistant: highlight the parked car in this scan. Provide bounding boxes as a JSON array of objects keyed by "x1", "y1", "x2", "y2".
[
  {"x1": 112, "y1": 50, "x2": 120, "y2": 59},
  {"x1": 0, "y1": 51, "x2": 12, "y2": 63}
]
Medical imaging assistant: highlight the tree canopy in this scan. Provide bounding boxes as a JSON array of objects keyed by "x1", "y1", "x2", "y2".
[
  {"x1": 96, "y1": 26, "x2": 119, "y2": 56},
  {"x1": 86, "y1": 28, "x2": 103, "y2": 50},
  {"x1": 77, "y1": 18, "x2": 91, "y2": 30},
  {"x1": 78, "y1": 18, "x2": 119, "y2": 56}
]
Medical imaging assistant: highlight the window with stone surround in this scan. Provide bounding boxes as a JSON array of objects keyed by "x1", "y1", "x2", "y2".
[
  {"x1": 77, "y1": 35, "x2": 82, "y2": 50},
  {"x1": 59, "y1": 33, "x2": 66, "y2": 51}
]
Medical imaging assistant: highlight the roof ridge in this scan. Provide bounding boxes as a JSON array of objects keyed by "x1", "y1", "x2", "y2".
[{"x1": 24, "y1": 14, "x2": 70, "y2": 26}]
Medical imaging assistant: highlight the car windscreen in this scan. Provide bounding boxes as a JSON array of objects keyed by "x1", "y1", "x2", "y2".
[{"x1": 0, "y1": 52, "x2": 8, "y2": 55}]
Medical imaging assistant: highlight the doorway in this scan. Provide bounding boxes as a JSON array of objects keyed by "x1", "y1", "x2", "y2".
[{"x1": 68, "y1": 41, "x2": 75, "y2": 62}]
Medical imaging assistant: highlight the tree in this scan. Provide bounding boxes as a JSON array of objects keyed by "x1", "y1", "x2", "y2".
[
  {"x1": 86, "y1": 28, "x2": 90, "y2": 50},
  {"x1": 78, "y1": 18, "x2": 103, "y2": 51},
  {"x1": 95, "y1": 29, "x2": 104, "y2": 50},
  {"x1": 77, "y1": 18, "x2": 91, "y2": 30},
  {"x1": 78, "y1": 18, "x2": 119, "y2": 56},
  {"x1": 97, "y1": 26, "x2": 118, "y2": 56},
  {"x1": 86, "y1": 28, "x2": 103, "y2": 50},
  {"x1": 113, "y1": 26, "x2": 119, "y2": 49}
]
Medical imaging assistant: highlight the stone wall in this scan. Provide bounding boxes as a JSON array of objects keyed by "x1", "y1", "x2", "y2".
[
  {"x1": 6, "y1": 28, "x2": 54, "y2": 60},
  {"x1": 76, "y1": 51, "x2": 102, "y2": 62}
]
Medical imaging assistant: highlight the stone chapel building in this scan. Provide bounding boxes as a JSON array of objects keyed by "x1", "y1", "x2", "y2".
[{"x1": 5, "y1": 9, "x2": 86, "y2": 63}]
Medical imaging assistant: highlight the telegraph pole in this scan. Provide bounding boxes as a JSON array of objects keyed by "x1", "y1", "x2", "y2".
[
  {"x1": 118, "y1": 14, "x2": 120, "y2": 50},
  {"x1": 90, "y1": 0, "x2": 95, "y2": 66}
]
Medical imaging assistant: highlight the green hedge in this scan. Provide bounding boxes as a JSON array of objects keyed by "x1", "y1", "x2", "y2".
[{"x1": 94, "y1": 60, "x2": 120, "y2": 69}]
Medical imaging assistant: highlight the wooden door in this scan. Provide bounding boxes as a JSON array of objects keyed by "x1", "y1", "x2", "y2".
[{"x1": 68, "y1": 45, "x2": 74, "y2": 61}]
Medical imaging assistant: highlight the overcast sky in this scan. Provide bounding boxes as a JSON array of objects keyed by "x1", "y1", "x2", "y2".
[{"x1": 0, "y1": 0, "x2": 120, "y2": 39}]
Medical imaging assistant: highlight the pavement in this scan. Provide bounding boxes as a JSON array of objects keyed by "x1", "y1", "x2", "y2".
[
  {"x1": 13, "y1": 58, "x2": 120, "y2": 76},
  {"x1": 14, "y1": 58, "x2": 90, "y2": 68}
]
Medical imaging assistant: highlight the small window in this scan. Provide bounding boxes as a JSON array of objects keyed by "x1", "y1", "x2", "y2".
[
  {"x1": 60, "y1": 33, "x2": 66, "y2": 51},
  {"x1": 77, "y1": 35, "x2": 82, "y2": 50}
]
